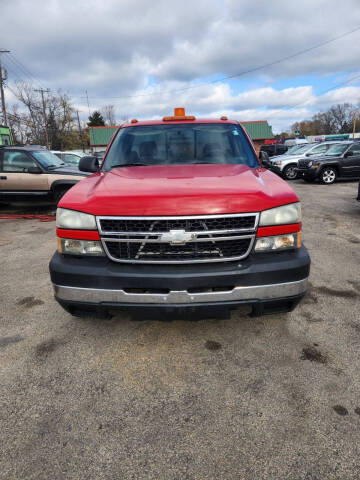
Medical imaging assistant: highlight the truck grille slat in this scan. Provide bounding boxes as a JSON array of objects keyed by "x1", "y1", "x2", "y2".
[{"x1": 97, "y1": 214, "x2": 258, "y2": 264}]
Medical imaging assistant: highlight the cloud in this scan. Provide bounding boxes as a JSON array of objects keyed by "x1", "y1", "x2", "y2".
[{"x1": 2, "y1": 0, "x2": 360, "y2": 132}]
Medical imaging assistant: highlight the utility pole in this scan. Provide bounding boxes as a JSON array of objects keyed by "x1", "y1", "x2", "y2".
[
  {"x1": 353, "y1": 110, "x2": 357, "y2": 140},
  {"x1": 34, "y1": 88, "x2": 50, "y2": 149},
  {"x1": 0, "y1": 49, "x2": 10, "y2": 125},
  {"x1": 85, "y1": 90, "x2": 91, "y2": 117},
  {"x1": 76, "y1": 110, "x2": 85, "y2": 152}
]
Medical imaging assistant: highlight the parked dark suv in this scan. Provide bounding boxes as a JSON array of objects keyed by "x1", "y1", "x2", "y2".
[
  {"x1": 297, "y1": 141, "x2": 360, "y2": 184},
  {"x1": 0, "y1": 146, "x2": 88, "y2": 203},
  {"x1": 260, "y1": 144, "x2": 288, "y2": 157}
]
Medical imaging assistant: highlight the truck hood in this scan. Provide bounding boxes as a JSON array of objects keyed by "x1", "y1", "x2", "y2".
[{"x1": 60, "y1": 164, "x2": 299, "y2": 216}]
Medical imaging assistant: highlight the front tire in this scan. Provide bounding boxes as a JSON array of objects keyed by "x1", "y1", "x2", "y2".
[
  {"x1": 283, "y1": 164, "x2": 298, "y2": 180},
  {"x1": 320, "y1": 167, "x2": 337, "y2": 185}
]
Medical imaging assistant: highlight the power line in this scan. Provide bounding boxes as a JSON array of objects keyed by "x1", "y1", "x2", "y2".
[
  {"x1": 287, "y1": 72, "x2": 360, "y2": 111},
  {"x1": 82, "y1": 25, "x2": 360, "y2": 100},
  {"x1": 5, "y1": 53, "x2": 45, "y2": 89}
]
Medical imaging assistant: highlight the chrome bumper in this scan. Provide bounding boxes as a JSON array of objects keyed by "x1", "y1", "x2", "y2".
[{"x1": 53, "y1": 279, "x2": 307, "y2": 305}]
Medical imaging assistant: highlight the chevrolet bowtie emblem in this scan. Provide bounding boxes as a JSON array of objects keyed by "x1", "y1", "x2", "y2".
[{"x1": 160, "y1": 229, "x2": 196, "y2": 245}]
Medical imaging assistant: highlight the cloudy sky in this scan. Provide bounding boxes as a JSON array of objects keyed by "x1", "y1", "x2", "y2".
[{"x1": 2, "y1": 0, "x2": 360, "y2": 132}]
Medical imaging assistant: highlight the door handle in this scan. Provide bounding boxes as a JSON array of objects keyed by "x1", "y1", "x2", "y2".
[{"x1": 0, "y1": 176, "x2": 7, "y2": 180}]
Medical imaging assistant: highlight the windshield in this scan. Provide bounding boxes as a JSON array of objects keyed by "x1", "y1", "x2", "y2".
[
  {"x1": 31, "y1": 151, "x2": 64, "y2": 168},
  {"x1": 324, "y1": 144, "x2": 349, "y2": 156},
  {"x1": 284, "y1": 144, "x2": 308, "y2": 155},
  {"x1": 103, "y1": 123, "x2": 259, "y2": 170},
  {"x1": 286, "y1": 144, "x2": 315, "y2": 155}
]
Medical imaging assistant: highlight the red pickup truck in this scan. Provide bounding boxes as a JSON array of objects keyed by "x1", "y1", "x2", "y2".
[{"x1": 49, "y1": 109, "x2": 310, "y2": 319}]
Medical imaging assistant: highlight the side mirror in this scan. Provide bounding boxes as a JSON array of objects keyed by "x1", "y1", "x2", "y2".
[
  {"x1": 259, "y1": 151, "x2": 270, "y2": 168},
  {"x1": 28, "y1": 166, "x2": 42, "y2": 174},
  {"x1": 344, "y1": 151, "x2": 353, "y2": 157},
  {"x1": 79, "y1": 156, "x2": 99, "y2": 173}
]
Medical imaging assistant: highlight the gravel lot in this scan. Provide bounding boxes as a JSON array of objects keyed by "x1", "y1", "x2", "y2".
[{"x1": 0, "y1": 180, "x2": 360, "y2": 480}]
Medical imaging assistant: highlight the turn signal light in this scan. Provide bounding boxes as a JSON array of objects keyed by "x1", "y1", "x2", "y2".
[{"x1": 163, "y1": 107, "x2": 196, "y2": 121}]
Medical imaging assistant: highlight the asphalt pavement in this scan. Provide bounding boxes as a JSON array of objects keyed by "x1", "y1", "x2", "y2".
[{"x1": 0, "y1": 180, "x2": 359, "y2": 479}]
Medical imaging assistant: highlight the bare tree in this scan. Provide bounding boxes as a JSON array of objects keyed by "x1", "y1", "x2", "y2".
[
  {"x1": 291, "y1": 102, "x2": 360, "y2": 136},
  {"x1": 11, "y1": 83, "x2": 86, "y2": 149},
  {"x1": 101, "y1": 104, "x2": 116, "y2": 125}
]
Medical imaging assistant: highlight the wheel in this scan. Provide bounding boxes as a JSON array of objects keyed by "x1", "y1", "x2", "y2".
[
  {"x1": 54, "y1": 187, "x2": 68, "y2": 204},
  {"x1": 283, "y1": 164, "x2": 298, "y2": 180},
  {"x1": 320, "y1": 167, "x2": 337, "y2": 185}
]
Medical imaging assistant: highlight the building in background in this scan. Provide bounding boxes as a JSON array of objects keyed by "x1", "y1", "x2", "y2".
[
  {"x1": 0, "y1": 125, "x2": 13, "y2": 146},
  {"x1": 239, "y1": 121, "x2": 274, "y2": 153},
  {"x1": 89, "y1": 120, "x2": 274, "y2": 154}
]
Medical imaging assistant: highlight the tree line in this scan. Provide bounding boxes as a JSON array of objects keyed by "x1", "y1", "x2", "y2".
[
  {"x1": 289, "y1": 102, "x2": 360, "y2": 137},
  {"x1": 6, "y1": 83, "x2": 119, "y2": 149}
]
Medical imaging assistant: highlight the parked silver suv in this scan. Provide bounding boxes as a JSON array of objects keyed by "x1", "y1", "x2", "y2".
[{"x1": 269, "y1": 141, "x2": 343, "y2": 180}]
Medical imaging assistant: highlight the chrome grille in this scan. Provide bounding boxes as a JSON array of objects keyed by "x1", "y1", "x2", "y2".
[{"x1": 97, "y1": 214, "x2": 258, "y2": 264}]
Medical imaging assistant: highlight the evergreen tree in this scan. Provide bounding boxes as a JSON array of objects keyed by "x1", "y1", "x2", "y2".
[{"x1": 87, "y1": 111, "x2": 105, "y2": 126}]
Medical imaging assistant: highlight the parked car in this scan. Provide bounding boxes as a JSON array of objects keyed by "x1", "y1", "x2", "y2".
[
  {"x1": 296, "y1": 141, "x2": 360, "y2": 184},
  {"x1": 49, "y1": 108, "x2": 310, "y2": 320},
  {"x1": 260, "y1": 144, "x2": 288, "y2": 157},
  {"x1": 269, "y1": 141, "x2": 343, "y2": 180},
  {"x1": 0, "y1": 146, "x2": 88, "y2": 203},
  {"x1": 51, "y1": 151, "x2": 85, "y2": 168}
]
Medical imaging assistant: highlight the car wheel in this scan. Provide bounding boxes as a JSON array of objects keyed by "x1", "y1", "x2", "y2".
[
  {"x1": 283, "y1": 164, "x2": 298, "y2": 180},
  {"x1": 320, "y1": 167, "x2": 337, "y2": 185}
]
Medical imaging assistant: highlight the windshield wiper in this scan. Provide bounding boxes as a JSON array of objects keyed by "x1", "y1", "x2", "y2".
[{"x1": 110, "y1": 163, "x2": 149, "y2": 168}]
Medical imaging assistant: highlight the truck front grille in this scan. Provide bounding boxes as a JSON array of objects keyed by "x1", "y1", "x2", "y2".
[{"x1": 97, "y1": 214, "x2": 258, "y2": 264}]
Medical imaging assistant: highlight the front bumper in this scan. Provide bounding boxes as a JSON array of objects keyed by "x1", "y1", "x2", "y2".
[
  {"x1": 269, "y1": 164, "x2": 283, "y2": 176},
  {"x1": 296, "y1": 167, "x2": 320, "y2": 180},
  {"x1": 49, "y1": 246, "x2": 310, "y2": 318}
]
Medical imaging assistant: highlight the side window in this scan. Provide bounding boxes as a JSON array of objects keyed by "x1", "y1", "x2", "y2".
[
  {"x1": 3, "y1": 151, "x2": 38, "y2": 172},
  {"x1": 348, "y1": 144, "x2": 360, "y2": 155},
  {"x1": 311, "y1": 144, "x2": 328, "y2": 155}
]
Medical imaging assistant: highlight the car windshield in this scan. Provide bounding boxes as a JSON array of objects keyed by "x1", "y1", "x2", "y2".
[
  {"x1": 285, "y1": 144, "x2": 313, "y2": 155},
  {"x1": 31, "y1": 151, "x2": 65, "y2": 168},
  {"x1": 324, "y1": 144, "x2": 349, "y2": 156},
  {"x1": 103, "y1": 123, "x2": 259, "y2": 170}
]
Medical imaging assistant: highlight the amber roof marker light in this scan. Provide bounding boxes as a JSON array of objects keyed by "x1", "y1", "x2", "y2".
[
  {"x1": 220, "y1": 116, "x2": 228, "y2": 121},
  {"x1": 163, "y1": 107, "x2": 196, "y2": 122}
]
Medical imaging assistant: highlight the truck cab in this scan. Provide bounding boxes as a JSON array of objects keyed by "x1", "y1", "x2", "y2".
[{"x1": 49, "y1": 109, "x2": 310, "y2": 319}]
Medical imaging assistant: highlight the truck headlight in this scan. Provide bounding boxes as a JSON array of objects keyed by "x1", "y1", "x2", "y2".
[
  {"x1": 58, "y1": 238, "x2": 105, "y2": 256},
  {"x1": 56, "y1": 208, "x2": 96, "y2": 230},
  {"x1": 255, "y1": 233, "x2": 300, "y2": 252},
  {"x1": 259, "y1": 203, "x2": 301, "y2": 226}
]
